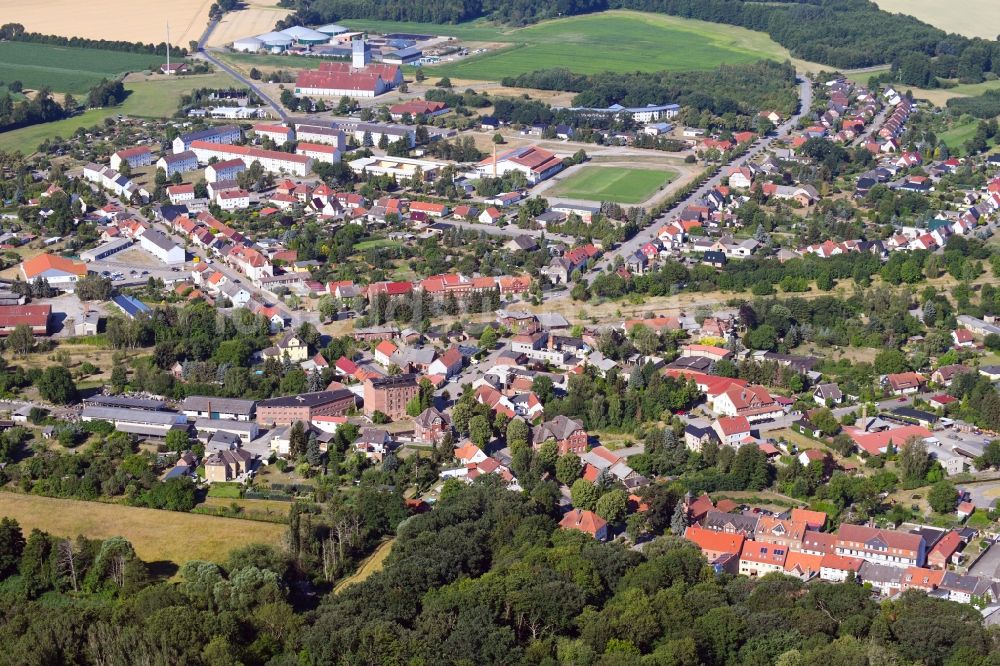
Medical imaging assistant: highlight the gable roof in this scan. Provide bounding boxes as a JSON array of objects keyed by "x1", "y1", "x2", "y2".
[{"x1": 20, "y1": 253, "x2": 87, "y2": 278}]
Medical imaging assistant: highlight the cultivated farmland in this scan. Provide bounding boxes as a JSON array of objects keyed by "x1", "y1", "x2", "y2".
[
  {"x1": 361, "y1": 11, "x2": 801, "y2": 80},
  {"x1": 0, "y1": 42, "x2": 161, "y2": 95},
  {"x1": 0, "y1": 493, "x2": 286, "y2": 568},
  {"x1": 873, "y1": 0, "x2": 998, "y2": 39},
  {"x1": 549, "y1": 165, "x2": 677, "y2": 204},
  {"x1": 0, "y1": 0, "x2": 212, "y2": 47},
  {"x1": 207, "y1": 0, "x2": 292, "y2": 48}
]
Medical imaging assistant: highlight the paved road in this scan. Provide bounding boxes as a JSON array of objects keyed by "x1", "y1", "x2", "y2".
[
  {"x1": 197, "y1": 19, "x2": 289, "y2": 122},
  {"x1": 584, "y1": 78, "x2": 814, "y2": 283}
]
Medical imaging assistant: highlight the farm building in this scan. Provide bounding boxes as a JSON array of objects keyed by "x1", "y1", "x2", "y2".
[
  {"x1": 382, "y1": 47, "x2": 422, "y2": 65},
  {"x1": 256, "y1": 31, "x2": 294, "y2": 52},
  {"x1": 316, "y1": 24, "x2": 349, "y2": 36},
  {"x1": 232, "y1": 36, "x2": 263, "y2": 53},
  {"x1": 294, "y1": 61, "x2": 403, "y2": 98},
  {"x1": 0, "y1": 304, "x2": 51, "y2": 335},
  {"x1": 279, "y1": 26, "x2": 330, "y2": 45}
]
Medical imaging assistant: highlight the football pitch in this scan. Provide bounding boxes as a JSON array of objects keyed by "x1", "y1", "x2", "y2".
[{"x1": 549, "y1": 166, "x2": 677, "y2": 204}]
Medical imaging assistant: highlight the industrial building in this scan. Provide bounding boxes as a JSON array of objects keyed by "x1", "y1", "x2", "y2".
[
  {"x1": 0, "y1": 304, "x2": 51, "y2": 335},
  {"x1": 81, "y1": 406, "x2": 188, "y2": 439},
  {"x1": 294, "y1": 46, "x2": 403, "y2": 98},
  {"x1": 182, "y1": 396, "x2": 256, "y2": 421},
  {"x1": 256, "y1": 390, "x2": 357, "y2": 426},
  {"x1": 19, "y1": 253, "x2": 88, "y2": 290},
  {"x1": 80, "y1": 238, "x2": 133, "y2": 262},
  {"x1": 83, "y1": 395, "x2": 167, "y2": 411}
]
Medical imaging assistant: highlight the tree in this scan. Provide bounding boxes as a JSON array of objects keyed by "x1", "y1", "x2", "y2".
[
  {"x1": 165, "y1": 429, "x2": 189, "y2": 452},
  {"x1": 570, "y1": 478, "x2": 598, "y2": 510},
  {"x1": 0, "y1": 517, "x2": 24, "y2": 579},
  {"x1": 38, "y1": 366, "x2": 77, "y2": 404},
  {"x1": 506, "y1": 417, "x2": 530, "y2": 451},
  {"x1": 595, "y1": 489, "x2": 628, "y2": 524},
  {"x1": 7, "y1": 324, "x2": 34, "y2": 356},
  {"x1": 810, "y1": 408, "x2": 840, "y2": 436},
  {"x1": 556, "y1": 453, "x2": 582, "y2": 486},
  {"x1": 479, "y1": 326, "x2": 498, "y2": 350},
  {"x1": 289, "y1": 421, "x2": 307, "y2": 458},
  {"x1": 874, "y1": 349, "x2": 908, "y2": 375},
  {"x1": 306, "y1": 432, "x2": 322, "y2": 466},
  {"x1": 670, "y1": 500, "x2": 688, "y2": 535},
  {"x1": 469, "y1": 415, "x2": 491, "y2": 448},
  {"x1": 898, "y1": 437, "x2": 931, "y2": 481},
  {"x1": 927, "y1": 480, "x2": 958, "y2": 513}
]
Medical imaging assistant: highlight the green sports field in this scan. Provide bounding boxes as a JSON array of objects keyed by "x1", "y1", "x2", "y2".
[
  {"x1": 0, "y1": 42, "x2": 160, "y2": 94},
  {"x1": 549, "y1": 166, "x2": 677, "y2": 204},
  {"x1": 390, "y1": 11, "x2": 793, "y2": 80}
]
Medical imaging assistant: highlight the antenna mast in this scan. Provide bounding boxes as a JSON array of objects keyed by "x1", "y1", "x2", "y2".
[{"x1": 166, "y1": 22, "x2": 171, "y2": 74}]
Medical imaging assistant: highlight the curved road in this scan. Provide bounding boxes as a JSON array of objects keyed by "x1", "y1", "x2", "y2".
[{"x1": 584, "y1": 77, "x2": 813, "y2": 283}]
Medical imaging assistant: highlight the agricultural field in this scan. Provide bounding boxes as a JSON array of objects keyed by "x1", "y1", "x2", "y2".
[
  {"x1": 873, "y1": 0, "x2": 997, "y2": 39},
  {"x1": 207, "y1": 0, "x2": 292, "y2": 48},
  {"x1": 549, "y1": 165, "x2": 676, "y2": 204},
  {"x1": 0, "y1": 42, "x2": 163, "y2": 95},
  {"x1": 0, "y1": 493, "x2": 286, "y2": 569},
  {"x1": 0, "y1": 0, "x2": 212, "y2": 46},
  {"x1": 417, "y1": 11, "x2": 804, "y2": 80},
  {"x1": 0, "y1": 72, "x2": 235, "y2": 155}
]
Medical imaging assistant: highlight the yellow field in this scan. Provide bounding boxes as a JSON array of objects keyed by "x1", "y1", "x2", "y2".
[
  {"x1": 0, "y1": 493, "x2": 287, "y2": 567},
  {"x1": 207, "y1": 0, "x2": 292, "y2": 48},
  {"x1": 0, "y1": 0, "x2": 213, "y2": 48},
  {"x1": 335, "y1": 538, "x2": 395, "y2": 592},
  {"x1": 874, "y1": 0, "x2": 998, "y2": 39}
]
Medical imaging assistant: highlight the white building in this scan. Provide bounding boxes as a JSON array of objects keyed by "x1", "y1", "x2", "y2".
[
  {"x1": 166, "y1": 183, "x2": 195, "y2": 205},
  {"x1": 156, "y1": 150, "x2": 198, "y2": 177},
  {"x1": 217, "y1": 189, "x2": 251, "y2": 210},
  {"x1": 139, "y1": 230, "x2": 185, "y2": 264},
  {"x1": 110, "y1": 146, "x2": 153, "y2": 172},
  {"x1": 191, "y1": 141, "x2": 311, "y2": 176},
  {"x1": 205, "y1": 158, "x2": 246, "y2": 183},
  {"x1": 173, "y1": 125, "x2": 242, "y2": 154},
  {"x1": 347, "y1": 155, "x2": 445, "y2": 180},
  {"x1": 294, "y1": 125, "x2": 347, "y2": 149},
  {"x1": 295, "y1": 142, "x2": 340, "y2": 164},
  {"x1": 253, "y1": 123, "x2": 293, "y2": 146},
  {"x1": 474, "y1": 145, "x2": 564, "y2": 184}
]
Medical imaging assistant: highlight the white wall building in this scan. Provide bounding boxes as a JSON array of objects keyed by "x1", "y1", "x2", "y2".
[{"x1": 139, "y1": 230, "x2": 185, "y2": 264}]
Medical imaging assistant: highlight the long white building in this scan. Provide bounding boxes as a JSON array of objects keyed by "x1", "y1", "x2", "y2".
[{"x1": 190, "y1": 141, "x2": 312, "y2": 176}]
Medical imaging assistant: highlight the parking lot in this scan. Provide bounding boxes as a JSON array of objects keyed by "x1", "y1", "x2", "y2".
[{"x1": 88, "y1": 247, "x2": 189, "y2": 286}]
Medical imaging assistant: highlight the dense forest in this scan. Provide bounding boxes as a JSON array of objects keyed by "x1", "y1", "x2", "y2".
[
  {"x1": 4, "y1": 482, "x2": 993, "y2": 665},
  {"x1": 503, "y1": 61, "x2": 799, "y2": 117},
  {"x1": 275, "y1": 0, "x2": 1000, "y2": 72}
]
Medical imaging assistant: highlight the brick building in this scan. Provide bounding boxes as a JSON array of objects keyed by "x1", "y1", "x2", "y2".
[
  {"x1": 256, "y1": 390, "x2": 356, "y2": 426},
  {"x1": 364, "y1": 374, "x2": 420, "y2": 420}
]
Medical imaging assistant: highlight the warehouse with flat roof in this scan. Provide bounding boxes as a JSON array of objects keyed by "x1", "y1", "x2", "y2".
[{"x1": 81, "y1": 406, "x2": 188, "y2": 439}]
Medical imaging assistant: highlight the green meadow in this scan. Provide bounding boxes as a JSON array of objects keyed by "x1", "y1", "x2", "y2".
[
  {"x1": 0, "y1": 42, "x2": 161, "y2": 94},
  {"x1": 549, "y1": 165, "x2": 677, "y2": 204}
]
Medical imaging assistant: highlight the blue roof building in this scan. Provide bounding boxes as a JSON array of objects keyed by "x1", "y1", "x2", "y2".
[{"x1": 113, "y1": 294, "x2": 151, "y2": 319}]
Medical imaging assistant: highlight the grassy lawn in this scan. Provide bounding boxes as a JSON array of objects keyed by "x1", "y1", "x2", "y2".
[
  {"x1": 422, "y1": 11, "x2": 796, "y2": 80},
  {"x1": 0, "y1": 42, "x2": 162, "y2": 95},
  {"x1": 354, "y1": 238, "x2": 403, "y2": 251},
  {"x1": 0, "y1": 492, "x2": 286, "y2": 568},
  {"x1": 335, "y1": 538, "x2": 395, "y2": 592},
  {"x1": 207, "y1": 483, "x2": 243, "y2": 499},
  {"x1": 0, "y1": 72, "x2": 237, "y2": 155},
  {"x1": 939, "y1": 121, "x2": 981, "y2": 153},
  {"x1": 549, "y1": 165, "x2": 676, "y2": 204}
]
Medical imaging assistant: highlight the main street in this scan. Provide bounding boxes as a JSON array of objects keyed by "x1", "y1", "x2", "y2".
[{"x1": 584, "y1": 77, "x2": 814, "y2": 283}]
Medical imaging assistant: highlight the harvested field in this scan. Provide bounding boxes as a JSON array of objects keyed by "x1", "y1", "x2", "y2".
[
  {"x1": 0, "y1": 492, "x2": 286, "y2": 568},
  {"x1": 207, "y1": 0, "x2": 292, "y2": 48},
  {"x1": 873, "y1": 0, "x2": 998, "y2": 39},
  {"x1": 0, "y1": 0, "x2": 213, "y2": 47}
]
